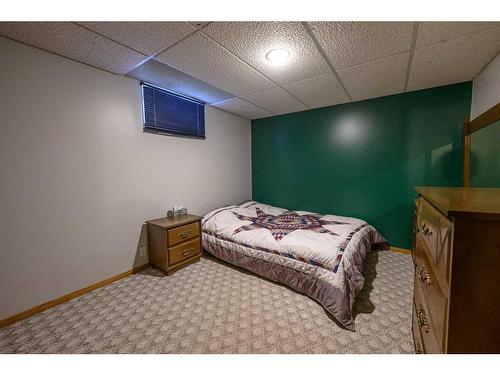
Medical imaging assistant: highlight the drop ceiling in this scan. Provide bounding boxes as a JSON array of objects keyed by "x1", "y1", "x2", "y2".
[{"x1": 0, "y1": 21, "x2": 499, "y2": 120}]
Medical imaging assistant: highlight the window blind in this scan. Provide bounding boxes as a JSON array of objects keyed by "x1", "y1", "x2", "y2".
[{"x1": 142, "y1": 83, "x2": 205, "y2": 139}]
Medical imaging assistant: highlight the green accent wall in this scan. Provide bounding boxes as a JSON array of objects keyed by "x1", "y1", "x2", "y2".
[
  {"x1": 252, "y1": 82, "x2": 472, "y2": 250},
  {"x1": 470, "y1": 120, "x2": 500, "y2": 187}
]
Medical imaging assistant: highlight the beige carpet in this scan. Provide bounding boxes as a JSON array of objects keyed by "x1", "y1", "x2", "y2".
[{"x1": 0, "y1": 250, "x2": 415, "y2": 354}]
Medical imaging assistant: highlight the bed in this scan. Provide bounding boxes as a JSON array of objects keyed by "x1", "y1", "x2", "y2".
[{"x1": 201, "y1": 201, "x2": 388, "y2": 331}]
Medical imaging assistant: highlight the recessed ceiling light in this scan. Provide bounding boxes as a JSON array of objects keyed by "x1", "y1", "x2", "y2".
[{"x1": 265, "y1": 48, "x2": 290, "y2": 64}]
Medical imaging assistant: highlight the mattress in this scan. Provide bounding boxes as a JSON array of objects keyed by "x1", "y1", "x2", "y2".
[{"x1": 201, "y1": 201, "x2": 388, "y2": 330}]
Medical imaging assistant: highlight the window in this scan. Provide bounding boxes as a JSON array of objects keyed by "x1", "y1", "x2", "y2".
[{"x1": 141, "y1": 83, "x2": 205, "y2": 139}]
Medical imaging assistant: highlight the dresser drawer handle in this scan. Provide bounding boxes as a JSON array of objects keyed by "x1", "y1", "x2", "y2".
[
  {"x1": 421, "y1": 221, "x2": 433, "y2": 236},
  {"x1": 417, "y1": 305, "x2": 430, "y2": 333},
  {"x1": 178, "y1": 231, "x2": 191, "y2": 239},
  {"x1": 181, "y1": 249, "x2": 192, "y2": 257},
  {"x1": 418, "y1": 265, "x2": 432, "y2": 285}
]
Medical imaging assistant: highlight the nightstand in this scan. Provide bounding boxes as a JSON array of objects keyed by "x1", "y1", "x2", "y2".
[{"x1": 146, "y1": 214, "x2": 203, "y2": 275}]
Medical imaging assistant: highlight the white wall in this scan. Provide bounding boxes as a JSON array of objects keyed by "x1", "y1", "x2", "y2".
[
  {"x1": 471, "y1": 54, "x2": 500, "y2": 119},
  {"x1": 0, "y1": 37, "x2": 252, "y2": 320}
]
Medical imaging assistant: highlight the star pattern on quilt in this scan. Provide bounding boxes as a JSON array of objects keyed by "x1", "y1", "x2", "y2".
[{"x1": 233, "y1": 207, "x2": 349, "y2": 241}]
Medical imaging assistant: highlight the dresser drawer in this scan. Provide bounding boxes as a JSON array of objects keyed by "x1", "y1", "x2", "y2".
[
  {"x1": 418, "y1": 198, "x2": 440, "y2": 257},
  {"x1": 413, "y1": 278, "x2": 444, "y2": 354},
  {"x1": 412, "y1": 306, "x2": 425, "y2": 354},
  {"x1": 169, "y1": 237, "x2": 201, "y2": 266},
  {"x1": 168, "y1": 221, "x2": 200, "y2": 246},
  {"x1": 415, "y1": 232, "x2": 449, "y2": 296},
  {"x1": 415, "y1": 240, "x2": 448, "y2": 352},
  {"x1": 417, "y1": 197, "x2": 453, "y2": 283}
]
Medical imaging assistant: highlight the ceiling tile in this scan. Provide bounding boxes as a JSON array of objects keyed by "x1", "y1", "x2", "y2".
[
  {"x1": 0, "y1": 22, "x2": 146, "y2": 74},
  {"x1": 156, "y1": 32, "x2": 275, "y2": 97},
  {"x1": 282, "y1": 73, "x2": 349, "y2": 108},
  {"x1": 416, "y1": 22, "x2": 500, "y2": 47},
  {"x1": 408, "y1": 27, "x2": 500, "y2": 92},
  {"x1": 338, "y1": 52, "x2": 410, "y2": 100},
  {"x1": 203, "y1": 22, "x2": 330, "y2": 85},
  {"x1": 338, "y1": 52, "x2": 409, "y2": 101},
  {"x1": 126, "y1": 59, "x2": 234, "y2": 104},
  {"x1": 241, "y1": 87, "x2": 307, "y2": 115},
  {"x1": 212, "y1": 97, "x2": 273, "y2": 119},
  {"x1": 309, "y1": 22, "x2": 414, "y2": 69},
  {"x1": 77, "y1": 22, "x2": 196, "y2": 56}
]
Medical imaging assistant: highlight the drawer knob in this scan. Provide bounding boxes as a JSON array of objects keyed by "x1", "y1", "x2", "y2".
[
  {"x1": 178, "y1": 231, "x2": 191, "y2": 239},
  {"x1": 418, "y1": 265, "x2": 432, "y2": 285},
  {"x1": 181, "y1": 249, "x2": 192, "y2": 257},
  {"x1": 421, "y1": 221, "x2": 433, "y2": 236},
  {"x1": 417, "y1": 305, "x2": 430, "y2": 333}
]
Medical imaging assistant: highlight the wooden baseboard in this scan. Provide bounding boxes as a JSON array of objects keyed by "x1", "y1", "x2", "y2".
[
  {"x1": 389, "y1": 246, "x2": 412, "y2": 255},
  {"x1": 0, "y1": 263, "x2": 149, "y2": 329}
]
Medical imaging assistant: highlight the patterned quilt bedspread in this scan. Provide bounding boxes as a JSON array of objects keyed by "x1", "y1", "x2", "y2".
[{"x1": 201, "y1": 201, "x2": 387, "y2": 330}]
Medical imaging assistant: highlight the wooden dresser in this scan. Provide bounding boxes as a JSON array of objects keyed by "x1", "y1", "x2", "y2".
[
  {"x1": 412, "y1": 187, "x2": 500, "y2": 354},
  {"x1": 146, "y1": 214, "x2": 203, "y2": 275}
]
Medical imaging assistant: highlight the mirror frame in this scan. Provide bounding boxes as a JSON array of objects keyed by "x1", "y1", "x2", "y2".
[{"x1": 463, "y1": 102, "x2": 500, "y2": 187}]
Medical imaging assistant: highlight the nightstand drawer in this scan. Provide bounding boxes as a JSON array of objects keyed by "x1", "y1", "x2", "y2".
[
  {"x1": 169, "y1": 237, "x2": 201, "y2": 266},
  {"x1": 168, "y1": 222, "x2": 200, "y2": 246}
]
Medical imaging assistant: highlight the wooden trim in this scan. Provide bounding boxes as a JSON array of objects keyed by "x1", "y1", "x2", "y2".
[
  {"x1": 389, "y1": 246, "x2": 412, "y2": 255},
  {"x1": 463, "y1": 102, "x2": 499, "y2": 187},
  {"x1": 0, "y1": 263, "x2": 149, "y2": 329},
  {"x1": 468, "y1": 102, "x2": 500, "y2": 134},
  {"x1": 463, "y1": 119, "x2": 471, "y2": 187}
]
